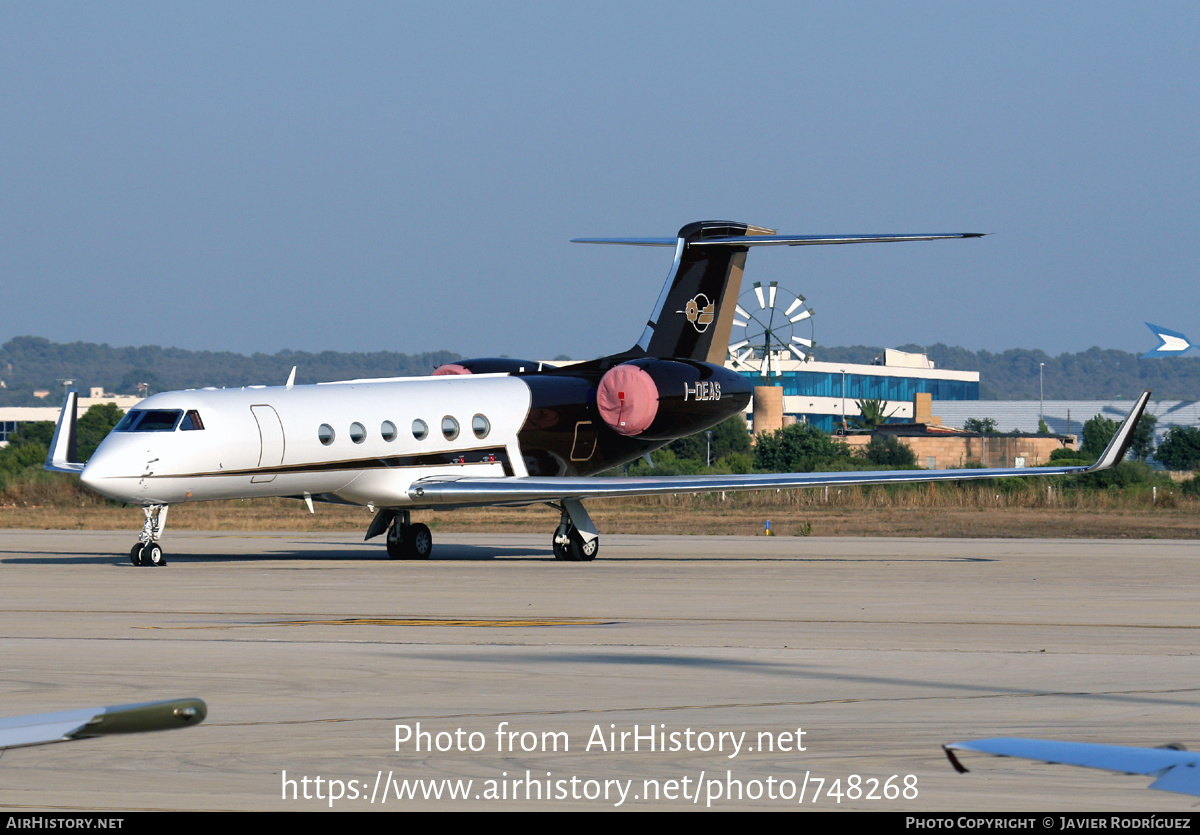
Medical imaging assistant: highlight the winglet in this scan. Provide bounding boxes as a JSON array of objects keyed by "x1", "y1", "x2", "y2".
[
  {"x1": 1142, "y1": 323, "x2": 1192, "y2": 358},
  {"x1": 943, "y1": 745, "x2": 970, "y2": 774},
  {"x1": 1085, "y1": 390, "x2": 1151, "y2": 473},
  {"x1": 44, "y1": 389, "x2": 84, "y2": 474}
]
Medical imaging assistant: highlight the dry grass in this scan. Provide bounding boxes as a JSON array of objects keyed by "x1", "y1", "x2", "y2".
[{"x1": 2, "y1": 483, "x2": 1198, "y2": 539}]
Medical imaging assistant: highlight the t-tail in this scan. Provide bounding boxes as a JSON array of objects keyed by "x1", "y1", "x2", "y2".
[{"x1": 574, "y1": 221, "x2": 986, "y2": 363}]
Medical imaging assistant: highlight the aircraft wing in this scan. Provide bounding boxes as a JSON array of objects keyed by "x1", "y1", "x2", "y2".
[
  {"x1": 944, "y1": 738, "x2": 1200, "y2": 797},
  {"x1": 411, "y1": 391, "x2": 1149, "y2": 506},
  {"x1": 0, "y1": 698, "x2": 206, "y2": 750}
]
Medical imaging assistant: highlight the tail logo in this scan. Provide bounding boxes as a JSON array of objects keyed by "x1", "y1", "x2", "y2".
[{"x1": 680, "y1": 294, "x2": 716, "y2": 332}]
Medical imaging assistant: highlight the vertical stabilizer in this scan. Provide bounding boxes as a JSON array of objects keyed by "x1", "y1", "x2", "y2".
[
  {"x1": 635, "y1": 221, "x2": 772, "y2": 362},
  {"x1": 572, "y1": 221, "x2": 984, "y2": 363}
]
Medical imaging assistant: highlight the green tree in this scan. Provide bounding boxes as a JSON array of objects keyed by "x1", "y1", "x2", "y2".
[
  {"x1": 77, "y1": 403, "x2": 125, "y2": 460},
  {"x1": 753, "y1": 423, "x2": 853, "y2": 472},
  {"x1": 1156, "y1": 425, "x2": 1200, "y2": 471},
  {"x1": 7, "y1": 420, "x2": 54, "y2": 448},
  {"x1": 665, "y1": 415, "x2": 751, "y2": 466},
  {"x1": 850, "y1": 399, "x2": 895, "y2": 430},
  {"x1": 1127, "y1": 413, "x2": 1157, "y2": 462},
  {"x1": 1080, "y1": 414, "x2": 1118, "y2": 458},
  {"x1": 860, "y1": 435, "x2": 916, "y2": 467},
  {"x1": 1038, "y1": 418, "x2": 1050, "y2": 434},
  {"x1": 963, "y1": 417, "x2": 998, "y2": 434},
  {"x1": 1049, "y1": 446, "x2": 1094, "y2": 464}
]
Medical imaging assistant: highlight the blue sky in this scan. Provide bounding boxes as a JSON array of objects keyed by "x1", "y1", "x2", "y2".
[{"x1": 2, "y1": 2, "x2": 1196, "y2": 360}]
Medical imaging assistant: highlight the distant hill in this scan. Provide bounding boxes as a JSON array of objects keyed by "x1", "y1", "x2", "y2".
[
  {"x1": 0, "y1": 336, "x2": 461, "y2": 406},
  {"x1": 2, "y1": 336, "x2": 1197, "y2": 406}
]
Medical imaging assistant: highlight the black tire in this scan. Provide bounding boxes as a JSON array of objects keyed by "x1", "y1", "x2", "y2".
[
  {"x1": 386, "y1": 524, "x2": 404, "y2": 560},
  {"x1": 404, "y1": 523, "x2": 433, "y2": 559},
  {"x1": 130, "y1": 543, "x2": 144, "y2": 566},
  {"x1": 143, "y1": 543, "x2": 166, "y2": 566},
  {"x1": 568, "y1": 528, "x2": 598, "y2": 562},
  {"x1": 552, "y1": 522, "x2": 571, "y2": 560}
]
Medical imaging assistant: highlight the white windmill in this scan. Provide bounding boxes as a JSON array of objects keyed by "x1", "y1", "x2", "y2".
[{"x1": 727, "y1": 281, "x2": 815, "y2": 380}]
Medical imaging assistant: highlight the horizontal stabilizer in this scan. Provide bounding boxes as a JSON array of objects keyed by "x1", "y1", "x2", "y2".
[{"x1": 573, "y1": 232, "x2": 986, "y2": 247}]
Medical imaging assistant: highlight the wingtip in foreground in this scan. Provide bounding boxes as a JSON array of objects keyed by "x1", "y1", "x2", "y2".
[
  {"x1": 0, "y1": 697, "x2": 206, "y2": 750},
  {"x1": 945, "y1": 737, "x2": 1200, "y2": 797},
  {"x1": 1143, "y1": 323, "x2": 1193, "y2": 359},
  {"x1": 1084, "y1": 389, "x2": 1151, "y2": 471}
]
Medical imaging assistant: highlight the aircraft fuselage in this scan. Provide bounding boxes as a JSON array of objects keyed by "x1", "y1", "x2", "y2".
[{"x1": 80, "y1": 359, "x2": 752, "y2": 509}]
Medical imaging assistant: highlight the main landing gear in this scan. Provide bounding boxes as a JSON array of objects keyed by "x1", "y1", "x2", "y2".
[
  {"x1": 386, "y1": 511, "x2": 433, "y2": 560},
  {"x1": 551, "y1": 499, "x2": 599, "y2": 562},
  {"x1": 130, "y1": 504, "x2": 169, "y2": 567}
]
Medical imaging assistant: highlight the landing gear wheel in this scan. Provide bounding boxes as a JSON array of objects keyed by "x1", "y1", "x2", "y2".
[
  {"x1": 405, "y1": 523, "x2": 433, "y2": 560},
  {"x1": 129, "y1": 505, "x2": 169, "y2": 567},
  {"x1": 552, "y1": 522, "x2": 571, "y2": 560},
  {"x1": 386, "y1": 523, "x2": 404, "y2": 560},
  {"x1": 386, "y1": 536, "x2": 404, "y2": 560},
  {"x1": 387, "y1": 520, "x2": 432, "y2": 560},
  {"x1": 553, "y1": 524, "x2": 598, "y2": 561},
  {"x1": 143, "y1": 543, "x2": 166, "y2": 566},
  {"x1": 552, "y1": 527, "x2": 571, "y2": 561},
  {"x1": 568, "y1": 528, "x2": 598, "y2": 562}
]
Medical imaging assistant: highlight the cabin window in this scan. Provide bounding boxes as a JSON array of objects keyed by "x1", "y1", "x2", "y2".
[
  {"x1": 441, "y1": 416, "x2": 459, "y2": 441},
  {"x1": 115, "y1": 409, "x2": 182, "y2": 432},
  {"x1": 412, "y1": 419, "x2": 428, "y2": 440},
  {"x1": 381, "y1": 420, "x2": 397, "y2": 442},
  {"x1": 180, "y1": 410, "x2": 205, "y2": 431},
  {"x1": 349, "y1": 422, "x2": 366, "y2": 444},
  {"x1": 472, "y1": 414, "x2": 490, "y2": 439},
  {"x1": 318, "y1": 424, "x2": 335, "y2": 445}
]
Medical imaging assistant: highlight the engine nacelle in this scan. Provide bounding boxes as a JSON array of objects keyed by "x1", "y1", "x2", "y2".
[{"x1": 596, "y1": 358, "x2": 751, "y2": 441}]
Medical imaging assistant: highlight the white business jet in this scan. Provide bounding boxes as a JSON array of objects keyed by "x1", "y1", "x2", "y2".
[{"x1": 45, "y1": 221, "x2": 1149, "y2": 566}]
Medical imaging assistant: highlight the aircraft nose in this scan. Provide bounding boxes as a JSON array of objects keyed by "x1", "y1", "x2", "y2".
[{"x1": 80, "y1": 447, "x2": 139, "y2": 502}]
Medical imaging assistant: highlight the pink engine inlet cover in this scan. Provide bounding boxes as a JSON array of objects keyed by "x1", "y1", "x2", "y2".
[
  {"x1": 432, "y1": 364, "x2": 472, "y2": 376},
  {"x1": 596, "y1": 363, "x2": 659, "y2": 436}
]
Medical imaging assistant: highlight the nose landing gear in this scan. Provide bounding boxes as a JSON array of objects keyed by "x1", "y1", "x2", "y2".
[{"x1": 130, "y1": 505, "x2": 169, "y2": 567}]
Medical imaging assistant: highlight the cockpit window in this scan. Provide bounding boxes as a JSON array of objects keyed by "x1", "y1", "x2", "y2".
[
  {"x1": 114, "y1": 409, "x2": 183, "y2": 432},
  {"x1": 180, "y1": 410, "x2": 205, "y2": 431}
]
